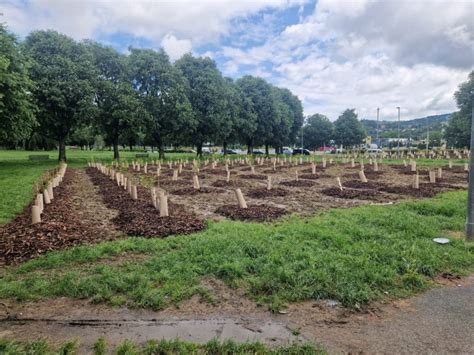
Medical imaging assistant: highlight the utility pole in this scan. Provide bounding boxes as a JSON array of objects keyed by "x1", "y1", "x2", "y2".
[
  {"x1": 466, "y1": 93, "x2": 474, "y2": 241},
  {"x1": 376, "y1": 107, "x2": 380, "y2": 148},
  {"x1": 396, "y1": 107, "x2": 401, "y2": 159}
]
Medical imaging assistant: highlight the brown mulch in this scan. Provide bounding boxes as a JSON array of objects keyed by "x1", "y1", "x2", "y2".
[
  {"x1": 321, "y1": 187, "x2": 379, "y2": 200},
  {"x1": 155, "y1": 179, "x2": 190, "y2": 187},
  {"x1": 87, "y1": 168, "x2": 205, "y2": 238},
  {"x1": 211, "y1": 180, "x2": 242, "y2": 188},
  {"x1": 342, "y1": 180, "x2": 386, "y2": 189},
  {"x1": 299, "y1": 173, "x2": 329, "y2": 180},
  {"x1": 0, "y1": 170, "x2": 114, "y2": 265},
  {"x1": 279, "y1": 180, "x2": 316, "y2": 187},
  {"x1": 238, "y1": 174, "x2": 267, "y2": 180},
  {"x1": 247, "y1": 187, "x2": 289, "y2": 198},
  {"x1": 201, "y1": 169, "x2": 229, "y2": 176},
  {"x1": 171, "y1": 187, "x2": 225, "y2": 195},
  {"x1": 215, "y1": 205, "x2": 287, "y2": 222},
  {"x1": 378, "y1": 185, "x2": 439, "y2": 198}
]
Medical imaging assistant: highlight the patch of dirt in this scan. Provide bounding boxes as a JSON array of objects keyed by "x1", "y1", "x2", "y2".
[
  {"x1": 379, "y1": 184, "x2": 446, "y2": 198},
  {"x1": 321, "y1": 187, "x2": 380, "y2": 200},
  {"x1": 279, "y1": 180, "x2": 316, "y2": 187},
  {"x1": 298, "y1": 173, "x2": 327, "y2": 180},
  {"x1": 0, "y1": 169, "x2": 120, "y2": 265},
  {"x1": 171, "y1": 187, "x2": 225, "y2": 196},
  {"x1": 211, "y1": 180, "x2": 243, "y2": 188},
  {"x1": 342, "y1": 180, "x2": 386, "y2": 189},
  {"x1": 238, "y1": 174, "x2": 267, "y2": 180},
  {"x1": 215, "y1": 205, "x2": 287, "y2": 221},
  {"x1": 247, "y1": 188, "x2": 289, "y2": 198},
  {"x1": 87, "y1": 168, "x2": 205, "y2": 238}
]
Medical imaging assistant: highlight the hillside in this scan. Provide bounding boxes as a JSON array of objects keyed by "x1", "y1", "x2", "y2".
[{"x1": 361, "y1": 113, "x2": 451, "y2": 140}]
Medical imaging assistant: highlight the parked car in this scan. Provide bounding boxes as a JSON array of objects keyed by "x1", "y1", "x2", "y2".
[
  {"x1": 252, "y1": 149, "x2": 265, "y2": 155},
  {"x1": 282, "y1": 147, "x2": 293, "y2": 155},
  {"x1": 202, "y1": 147, "x2": 211, "y2": 155},
  {"x1": 292, "y1": 148, "x2": 311, "y2": 155},
  {"x1": 220, "y1": 149, "x2": 238, "y2": 154}
]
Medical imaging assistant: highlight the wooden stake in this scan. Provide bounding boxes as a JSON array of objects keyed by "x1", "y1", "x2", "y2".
[
  {"x1": 226, "y1": 170, "x2": 230, "y2": 183},
  {"x1": 172, "y1": 169, "x2": 178, "y2": 181},
  {"x1": 429, "y1": 171, "x2": 436, "y2": 184},
  {"x1": 235, "y1": 188, "x2": 248, "y2": 208},
  {"x1": 47, "y1": 183, "x2": 54, "y2": 200},
  {"x1": 438, "y1": 167, "x2": 443, "y2": 179},
  {"x1": 36, "y1": 193, "x2": 43, "y2": 214},
  {"x1": 295, "y1": 170, "x2": 299, "y2": 181},
  {"x1": 193, "y1": 174, "x2": 200, "y2": 190},
  {"x1": 413, "y1": 173, "x2": 420, "y2": 189},
  {"x1": 131, "y1": 185, "x2": 138, "y2": 200},
  {"x1": 311, "y1": 162, "x2": 316, "y2": 174},
  {"x1": 336, "y1": 177, "x2": 343, "y2": 191},
  {"x1": 43, "y1": 190, "x2": 51, "y2": 204},
  {"x1": 267, "y1": 176, "x2": 272, "y2": 190}
]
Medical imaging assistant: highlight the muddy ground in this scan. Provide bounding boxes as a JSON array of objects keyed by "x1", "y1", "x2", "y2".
[
  {"x1": 124, "y1": 161, "x2": 468, "y2": 221},
  {"x1": 1, "y1": 276, "x2": 472, "y2": 353}
]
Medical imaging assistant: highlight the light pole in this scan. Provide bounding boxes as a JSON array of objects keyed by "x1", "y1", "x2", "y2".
[
  {"x1": 376, "y1": 107, "x2": 380, "y2": 148},
  {"x1": 396, "y1": 107, "x2": 401, "y2": 159},
  {"x1": 466, "y1": 93, "x2": 474, "y2": 241}
]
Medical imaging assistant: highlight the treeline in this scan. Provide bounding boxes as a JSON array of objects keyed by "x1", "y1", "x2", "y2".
[{"x1": 1, "y1": 25, "x2": 304, "y2": 160}]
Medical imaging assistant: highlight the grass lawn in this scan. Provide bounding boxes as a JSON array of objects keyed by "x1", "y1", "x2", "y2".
[
  {"x1": 0, "y1": 338, "x2": 324, "y2": 355},
  {"x1": 0, "y1": 191, "x2": 472, "y2": 311}
]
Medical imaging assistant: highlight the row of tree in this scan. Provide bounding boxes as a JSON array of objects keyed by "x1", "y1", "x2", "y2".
[{"x1": 1, "y1": 25, "x2": 305, "y2": 160}]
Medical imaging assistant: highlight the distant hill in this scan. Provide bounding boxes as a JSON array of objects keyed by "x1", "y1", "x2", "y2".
[{"x1": 361, "y1": 113, "x2": 452, "y2": 140}]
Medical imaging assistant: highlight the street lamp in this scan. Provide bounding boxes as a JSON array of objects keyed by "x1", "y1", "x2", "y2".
[
  {"x1": 376, "y1": 107, "x2": 380, "y2": 148},
  {"x1": 396, "y1": 107, "x2": 401, "y2": 159},
  {"x1": 465, "y1": 92, "x2": 474, "y2": 241}
]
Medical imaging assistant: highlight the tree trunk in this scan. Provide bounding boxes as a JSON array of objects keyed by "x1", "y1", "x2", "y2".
[
  {"x1": 159, "y1": 142, "x2": 165, "y2": 160},
  {"x1": 223, "y1": 141, "x2": 227, "y2": 156},
  {"x1": 113, "y1": 139, "x2": 120, "y2": 160},
  {"x1": 58, "y1": 137, "x2": 67, "y2": 162},
  {"x1": 247, "y1": 140, "x2": 253, "y2": 155},
  {"x1": 265, "y1": 143, "x2": 269, "y2": 156},
  {"x1": 196, "y1": 143, "x2": 203, "y2": 157}
]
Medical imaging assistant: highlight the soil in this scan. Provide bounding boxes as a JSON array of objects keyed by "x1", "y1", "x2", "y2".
[
  {"x1": 238, "y1": 174, "x2": 267, "y2": 180},
  {"x1": 87, "y1": 168, "x2": 205, "y2": 238},
  {"x1": 0, "y1": 169, "x2": 120, "y2": 265},
  {"x1": 321, "y1": 187, "x2": 380, "y2": 200},
  {"x1": 1, "y1": 276, "x2": 472, "y2": 353},
  {"x1": 342, "y1": 180, "x2": 386, "y2": 189},
  {"x1": 279, "y1": 180, "x2": 316, "y2": 187},
  {"x1": 171, "y1": 187, "x2": 225, "y2": 196},
  {"x1": 215, "y1": 205, "x2": 287, "y2": 222},
  {"x1": 247, "y1": 188, "x2": 289, "y2": 198}
]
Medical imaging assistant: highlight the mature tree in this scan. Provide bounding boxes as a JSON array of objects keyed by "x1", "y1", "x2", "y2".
[
  {"x1": 87, "y1": 42, "x2": 144, "y2": 159},
  {"x1": 236, "y1": 75, "x2": 275, "y2": 153},
  {"x1": 445, "y1": 71, "x2": 474, "y2": 148},
  {"x1": 215, "y1": 78, "x2": 241, "y2": 154},
  {"x1": 129, "y1": 48, "x2": 195, "y2": 159},
  {"x1": 69, "y1": 125, "x2": 95, "y2": 150},
  {"x1": 23, "y1": 30, "x2": 96, "y2": 161},
  {"x1": 303, "y1": 113, "x2": 334, "y2": 150},
  {"x1": 0, "y1": 24, "x2": 37, "y2": 146},
  {"x1": 333, "y1": 109, "x2": 366, "y2": 147},
  {"x1": 175, "y1": 54, "x2": 228, "y2": 156}
]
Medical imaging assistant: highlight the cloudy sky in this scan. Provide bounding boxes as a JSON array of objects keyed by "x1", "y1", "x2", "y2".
[{"x1": 2, "y1": 0, "x2": 473, "y2": 121}]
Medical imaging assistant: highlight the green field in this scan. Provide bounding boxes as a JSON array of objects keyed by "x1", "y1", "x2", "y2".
[{"x1": 0, "y1": 149, "x2": 473, "y2": 312}]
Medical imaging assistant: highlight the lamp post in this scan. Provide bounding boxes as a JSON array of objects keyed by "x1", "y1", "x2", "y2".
[
  {"x1": 396, "y1": 107, "x2": 401, "y2": 159},
  {"x1": 466, "y1": 93, "x2": 474, "y2": 241},
  {"x1": 376, "y1": 107, "x2": 380, "y2": 148}
]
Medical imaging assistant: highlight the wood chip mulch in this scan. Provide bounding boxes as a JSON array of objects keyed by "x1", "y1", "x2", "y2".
[
  {"x1": 238, "y1": 174, "x2": 267, "y2": 180},
  {"x1": 87, "y1": 168, "x2": 205, "y2": 238},
  {"x1": 247, "y1": 187, "x2": 288, "y2": 198},
  {"x1": 171, "y1": 187, "x2": 225, "y2": 195},
  {"x1": 215, "y1": 205, "x2": 287, "y2": 222},
  {"x1": 342, "y1": 180, "x2": 386, "y2": 189},
  {"x1": 321, "y1": 187, "x2": 379, "y2": 200},
  {"x1": 0, "y1": 170, "x2": 114, "y2": 265},
  {"x1": 279, "y1": 180, "x2": 316, "y2": 187}
]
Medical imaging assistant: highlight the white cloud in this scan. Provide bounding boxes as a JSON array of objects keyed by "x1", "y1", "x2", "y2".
[{"x1": 160, "y1": 34, "x2": 192, "y2": 61}]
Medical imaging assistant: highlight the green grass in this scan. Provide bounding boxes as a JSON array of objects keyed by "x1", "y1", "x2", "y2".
[
  {"x1": 0, "y1": 338, "x2": 325, "y2": 355},
  {"x1": 1, "y1": 191, "x2": 472, "y2": 311}
]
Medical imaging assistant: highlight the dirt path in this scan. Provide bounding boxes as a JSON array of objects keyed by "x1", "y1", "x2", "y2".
[
  {"x1": 71, "y1": 169, "x2": 122, "y2": 239},
  {"x1": 1, "y1": 277, "x2": 472, "y2": 353}
]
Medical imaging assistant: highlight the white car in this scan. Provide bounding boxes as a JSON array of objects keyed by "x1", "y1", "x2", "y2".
[{"x1": 282, "y1": 148, "x2": 293, "y2": 155}]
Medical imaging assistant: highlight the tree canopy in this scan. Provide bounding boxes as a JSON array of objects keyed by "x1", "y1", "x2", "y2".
[
  {"x1": 333, "y1": 109, "x2": 366, "y2": 147},
  {"x1": 0, "y1": 24, "x2": 37, "y2": 146},
  {"x1": 303, "y1": 114, "x2": 334, "y2": 150}
]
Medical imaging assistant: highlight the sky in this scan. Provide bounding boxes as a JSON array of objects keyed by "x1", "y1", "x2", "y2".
[{"x1": 1, "y1": 0, "x2": 473, "y2": 121}]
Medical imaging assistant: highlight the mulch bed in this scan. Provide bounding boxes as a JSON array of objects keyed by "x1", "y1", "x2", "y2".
[
  {"x1": 201, "y1": 169, "x2": 229, "y2": 176},
  {"x1": 342, "y1": 180, "x2": 386, "y2": 189},
  {"x1": 211, "y1": 180, "x2": 243, "y2": 188},
  {"x1": 378, "y1": 184, "x2": 440, "y2": 198},
  {"x1": 155, "y1": 179, "x2": 190, "y2": 187},
  {"x1": 215, "y1": 205, "x2": 287, "y2": 222},
  {"x1": 321, "y1": 187, "x2": 379, "y2": 200},
  {"x1": 299, "y1": 173, "x2": 329, "y2": 180},
  {"x1": 279, "y1": 180, "x2": 315, "y2": 187},
  {"x1": 343, "y1": 171, "x2": 384, "y2": 179},
  {"x1": 0, "y1": 170, "x2": 113, "y2": 265},
  {"x1": 171, "y1": 187, "x2": 225, "y2": 195},
  {"x1": 87, "y1": 168, "x2": 205, "y2": 238},
  {"x1": 247, "y1": 187, "x2": 288, "y2": 198},
  {"x1": 238, "y1": 174, "x2": 267, "y2": 180}
]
